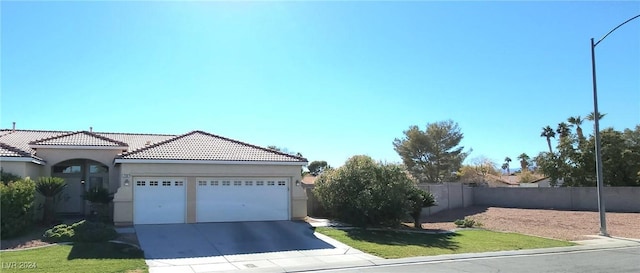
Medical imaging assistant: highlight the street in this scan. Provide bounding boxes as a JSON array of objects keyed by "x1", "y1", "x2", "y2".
[{"x1": 309, "y1": 246, "x2": 640, "y2": 273}]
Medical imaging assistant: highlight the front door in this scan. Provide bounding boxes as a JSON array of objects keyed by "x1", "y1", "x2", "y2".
[
  {"x1": 53, "y1": 171, "x2": 85, "y2": 214},
  {"x1": 52, "y1": 160, "x2": 109, "y2": 215}
]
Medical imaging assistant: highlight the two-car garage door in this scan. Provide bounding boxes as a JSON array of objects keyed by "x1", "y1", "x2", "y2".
[{"x1": 133, "y1": 177, "x2": 289, "y2": 224}]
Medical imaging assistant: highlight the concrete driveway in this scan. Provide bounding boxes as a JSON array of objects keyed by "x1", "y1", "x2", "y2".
[{"x1": 135, "y1": 221, "x2": 380, "y2": 273}]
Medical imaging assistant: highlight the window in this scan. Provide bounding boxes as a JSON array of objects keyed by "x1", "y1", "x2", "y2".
[
  {"x1": 267, "y1": 181, "x2": 275, "y2": 186},
  {"x1": 89, "y1": 164, "x2": 108, "y2": 174},
  {"x1": 162, "y1": 181, "x2": 171, "y2": 186},
  {"x1": 234, "y1": 181, "x2": 242, "y2": 186},
  {"x1": 278, "y1": 181, "x2": 286, "y2": 186},
  {"x1": 256, "y1": 181, "x2": 264, "y2": 186},
  {"x1": 150, "y1": 181, "x2": 158, "y2": 186},
  {"x1": 222, "y1": 181, "x2": 230, "y2": 186},
  {"x1": 211, "y1": 181, "x2": 219, "y2": 186},
  {"x1": 175, "y1": 181, "x2": 184, "y2": 186},
  {"x1": 245, "y1": 181, "x2": 253, "y2": 186},
  {"x1": 53, "y1": 165, "x2": 81, "y2": 174},
  {"x1": 198, "y1": 181, "x2": 207, "y2": 186},
  {"x1": 136, "y1": 181, "x2": 145, "y2": 186}
]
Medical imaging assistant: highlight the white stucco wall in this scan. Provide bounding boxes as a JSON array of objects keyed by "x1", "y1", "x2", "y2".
[{"x1": 0, "y1": 161, "x2": 43, "y2": 180}]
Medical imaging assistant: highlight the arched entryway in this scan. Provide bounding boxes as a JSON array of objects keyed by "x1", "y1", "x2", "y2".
[{"x1": 52, "y1": 159, "x2": 109, "y2": 215}]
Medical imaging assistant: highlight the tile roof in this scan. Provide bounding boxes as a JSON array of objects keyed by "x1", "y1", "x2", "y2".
[
  {"x1": 97, "y1": 132, "x2": 175, "y2": 151},
  {"x1": 118, "y1": 130, "x2": 307, "y2": 162},
  {"x1": 0, "y1": 129, "x2": 306, "y2": 163},
  {"x1": 29, "y1": 131, "x2": 128, "y2": 147},
  {"x1": 0, "y1": 130, "x2": 69, "y2": 155},
  {"x1": 0, "y1": 142, "x2": 32, "y2": 157},
  {"x1": 0, "y1": 129, "x2": 175, "y2": 156}
]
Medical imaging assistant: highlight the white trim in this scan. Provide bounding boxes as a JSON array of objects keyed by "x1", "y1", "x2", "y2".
[
  {"x1": 29, "y1": 145, "x2": 128, "y2": 150},
  {"x1": 114, "y1": 159, "x2": 307, "y2": 166},
  {"x1": 0, "y1": 156, "x2": 46, "y2": 165}
]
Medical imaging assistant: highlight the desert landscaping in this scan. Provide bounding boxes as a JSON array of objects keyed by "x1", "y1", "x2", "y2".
[{"x1": 422, "y1": 206, "x2": 640, "y2": 241}]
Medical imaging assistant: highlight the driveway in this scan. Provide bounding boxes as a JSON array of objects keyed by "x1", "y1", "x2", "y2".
[{"x1": 135, "y1": 221, "x2": 380, "y2": 273}]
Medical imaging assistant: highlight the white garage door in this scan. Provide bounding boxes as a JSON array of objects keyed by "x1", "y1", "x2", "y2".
[
  {"x1": 134, "y1": 177, "x2": 186, "y2": 224},
  {"x1": 196, "y1": 178, "x2": 289, "y2": 222}
]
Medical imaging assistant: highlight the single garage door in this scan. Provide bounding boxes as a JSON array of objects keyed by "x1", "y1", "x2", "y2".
[
  {"x1": 196, "y1": 177, "x2": 289, "y2": 222},
  {"x1": 134, "y1": 177, "x2": 186, "y2": 224}
]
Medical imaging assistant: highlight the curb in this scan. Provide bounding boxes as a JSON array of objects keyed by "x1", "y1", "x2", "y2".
[{"x1": 279, "y1": 237, "x2": 640, "y2": 273}]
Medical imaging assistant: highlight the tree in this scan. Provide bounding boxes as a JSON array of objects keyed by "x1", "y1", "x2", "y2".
[
  {"x1": 540, "y1": 126, "x2": 556, "y2": 153},
  {"x1": 36, "y1": 177, "x2": 67, "y2": 225},
  {"x1": 313, "y1": 155, "x2": 435, "y2": 227},
  {"x1": 501, "y1": 163, "x2": 508, "y2": 175},
  {"x1": 307, "y1": 161, "x2": 331, "y2": 176},
  {"x1": 472, "y1": 157, "x2": 497, "y2": 181},
  {"x1": 567, "y1": 116, "x2": 585, "y2": 140},
  {"x1": 556, "y1": 122, "x2": 571, "y2": 139},
  {"x1": 504, "y1": 157, "x2": 512, "y2": 175},
  {"x1": 407, "y1": 187, "x2": 436, "y2": 229},
  {"x1": 517, "y1": 153, "x2": 530, "y2": 172},
  {"x1": 536, "y1": 123, "x2": 640, "y2": 187},
  {"x1": 586, "y1": 111, "x2": 606, "y2": 121},
  {"x1": 393, "y1": 120, "x2": 468, "y2": 183}
]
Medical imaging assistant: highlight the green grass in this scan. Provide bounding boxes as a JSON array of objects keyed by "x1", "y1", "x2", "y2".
[
  {"x1": 316, "y1": 227, "x2": 575, "y2": 259},
  {"x1": 0, "y1": 242, "x2": 147, "y2": 273}
]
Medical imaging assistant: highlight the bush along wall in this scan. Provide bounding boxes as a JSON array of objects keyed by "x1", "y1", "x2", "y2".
[{"x1": 0, "y1": 178, "x2": 36, "y2": 238}]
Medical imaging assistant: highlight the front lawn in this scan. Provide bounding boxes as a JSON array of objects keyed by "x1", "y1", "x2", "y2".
[
  {"x1": 0, "y1": 242, "x2": 147, "y2": 273},
  {"x1": 316, "y1": 227, "x2": 575, "y2": 258}
]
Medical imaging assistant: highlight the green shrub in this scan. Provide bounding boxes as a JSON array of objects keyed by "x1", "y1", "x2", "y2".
[
  {"x1": 454, "y1": 217, "x2": 482, "y2": 228},
  {"x1": 36, "y1": 177, "x2": 67, "y2": 225},
  {"x1": 43, "y1": 220, "x2": 118, "y2": 243},
  {"x1": 314, "y1": 155, "x2": 433, "y2": 228},
  {"x1": 83, "y1": 186, "x2": 114, "y2": 204},
  {"x1": 43, "y1": 223, "x2": 76, "y2": 242},
  {"x1": 84, "y1": 187, "x2": 114, "y2": 223},
  {"x1": 407, "y1": 187, "x2": 436, "y2": 229},
  {"x1": 0, "y1": 178, "x2": 36, "y2": 238},
  {"x1": 0, "y1": 169, "x2": 22, "y2": 184}
]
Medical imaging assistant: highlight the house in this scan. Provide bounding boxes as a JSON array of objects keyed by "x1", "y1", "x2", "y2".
[{"x1": 0, "y1": 127, "x2": 308, "y2": 225}]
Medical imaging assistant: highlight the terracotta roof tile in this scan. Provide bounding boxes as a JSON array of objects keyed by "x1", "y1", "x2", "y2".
[
  {"x1": 1, "y1": 129, "x2": 306, "y2": 163},
  {"x1": 29, "y1": 131, "x2": 128, "y2": 147},
  {"x1": 0, "y1": 142, "x2": 32, "y2": 157},
  {"x1": 118, "y1": 131, "x2": 307, "y2": 162},
  {"x1": 0, "y1": 130, "x2": 69, "y2": 156}
]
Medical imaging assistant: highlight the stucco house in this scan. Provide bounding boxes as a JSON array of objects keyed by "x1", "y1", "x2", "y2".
[{"x1": 0, "y1": 128, "x2": 308, "y2": 225}]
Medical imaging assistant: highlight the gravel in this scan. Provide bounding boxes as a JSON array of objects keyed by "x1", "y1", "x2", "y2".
[{"x1": 422, "y1": 206, "x2": 640, "y2": 241}]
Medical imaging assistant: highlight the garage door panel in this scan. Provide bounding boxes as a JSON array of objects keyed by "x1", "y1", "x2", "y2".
[
  {"x1": 134, "y1": 178, "x2": 186, "y2": 224},
  {"x1": 196, "y1": 178, "x2": 289, "y2": 222}
]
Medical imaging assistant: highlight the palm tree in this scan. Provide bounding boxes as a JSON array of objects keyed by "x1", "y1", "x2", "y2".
[
  {"x1": 567, "y1": 116, "x2": 585, "y2": 140},
  {"x1": 586, "y1": 111, "x2": 606, "y2": 121},
  {"x1": 517, "y1": 153, "x2": 530, "y2": 172},
  {"x1": 501, "y1": 163, "x2": 508, "y2": 176},
  {"x1": 504, "y1": 157, "x2": 512, "y2": 175},
  {"x1": 540, "y1": 126, "x2": 556, "y2": 153},
  {"x1": 556, "y1": 122, "x2": 571, "y2": 140},
  {"x1": 35, "y1": 177, "x2": 67, "y2": 225}
]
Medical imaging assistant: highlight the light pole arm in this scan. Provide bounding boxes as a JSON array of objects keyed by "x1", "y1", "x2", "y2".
[{"x1": 594, "y1": 14, "x2": 640, "y2": 47}]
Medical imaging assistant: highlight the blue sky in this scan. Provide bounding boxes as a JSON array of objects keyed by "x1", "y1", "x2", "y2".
[{"x1": 1, "y1": 1, "x2": 639, "y2": 168}]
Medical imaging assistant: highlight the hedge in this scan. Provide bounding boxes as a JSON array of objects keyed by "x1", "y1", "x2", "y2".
[{"x1": 0, "y1": 178, "x2": 36, "y2": 238}]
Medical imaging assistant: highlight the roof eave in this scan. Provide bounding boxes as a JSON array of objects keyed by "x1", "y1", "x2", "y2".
[
  {"x1": 29, "y1": 144, "x2": 129, "y2": 150},
  {"x1": 114, "y1": 159, "x2": 307, "y2": 166},
  {"x1": 0, "y1": 156, "x2": 46, "y2": 165}
]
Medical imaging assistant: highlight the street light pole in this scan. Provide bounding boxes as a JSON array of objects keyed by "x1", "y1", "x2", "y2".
[
  {"x1": 590, "y1": 37, "x2": 606, "y2": 236},
  {"x1": 590, "y1": 14, "x2": 640, "y2": 237}
]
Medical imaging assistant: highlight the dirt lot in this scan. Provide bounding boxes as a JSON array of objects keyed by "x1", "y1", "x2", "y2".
[{"x1": 422, "y1": 206, "x2": 640, "y2": 241}]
